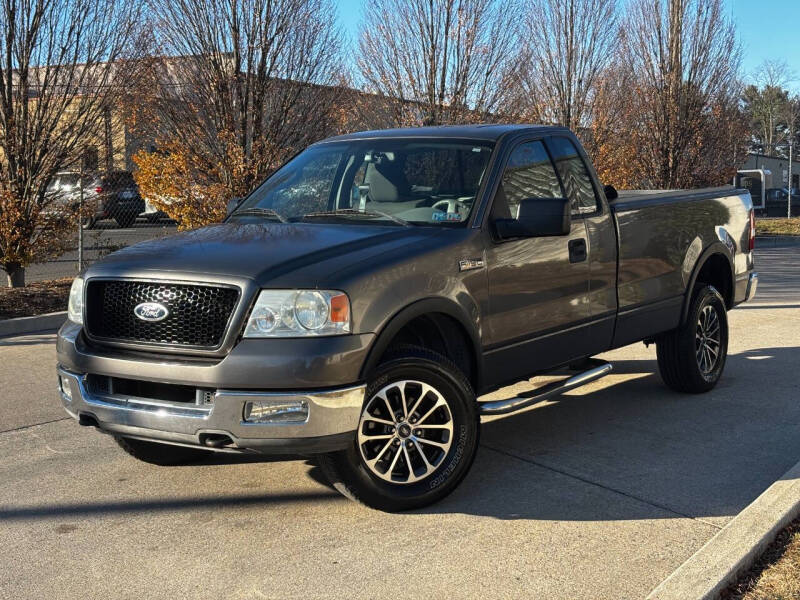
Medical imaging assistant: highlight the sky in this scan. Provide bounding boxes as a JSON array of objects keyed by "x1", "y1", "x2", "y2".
[{"x1": 334, "y1": 0, "x2": 800, "y2": 90}]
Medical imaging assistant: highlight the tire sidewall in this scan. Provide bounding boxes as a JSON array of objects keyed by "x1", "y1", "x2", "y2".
[
  {"x1": 341, "y1": 355, "x2": 479, "y2": 508},
  {"x1": 682, "y1": 286, "x2": 728, "y2": 388}
]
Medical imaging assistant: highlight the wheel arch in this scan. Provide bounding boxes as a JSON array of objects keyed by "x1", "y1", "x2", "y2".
[
  {"x1": 680, "y1": 242, "x2": 734, "y2": 325},
  {"x1": 359, "y1": 298, "x2": 483, "y2": 393}
]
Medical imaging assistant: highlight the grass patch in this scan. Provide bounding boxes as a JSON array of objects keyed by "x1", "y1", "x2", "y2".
[
  {"x1": 724, "y1": 519, "x2": 800, "y2": 600},
  {"x1": 756, "y1": 218, "x2": 800, "y2": 236},
  {"x1": 0, "y1": 277, "x2": 72, "y2": 319}
]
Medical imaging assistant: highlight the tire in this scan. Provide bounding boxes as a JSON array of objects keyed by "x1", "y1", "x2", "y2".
[
  {"x1": 316, "y1": 345, "x2": 479, "y2": 511},
  {"x1": 82, "y1": 216, "x2": 96, "y2": 230},
  {"x1": 114, "y1": 436, "x2": 211, "y2": 466},
  {"x1": 656, "y1": 285, "x2": 728, "y2": 393},
  {"x1": 114, "y1": 213, "x2": 136, "y2": 228}
]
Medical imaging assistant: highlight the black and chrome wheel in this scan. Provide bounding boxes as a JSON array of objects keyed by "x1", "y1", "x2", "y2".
[
  {"x1": 695, "y1": 304, "x2": 722, "y2": 375},
  {"x1": 317, "y1": 346, "x2": 479, "y2": 511},
  {"x1": 657, "y1": 285, "x2": 728, "y2": 393},
  {"x1": 358, "y1": 379, "x2": 455, "y2": 485}
]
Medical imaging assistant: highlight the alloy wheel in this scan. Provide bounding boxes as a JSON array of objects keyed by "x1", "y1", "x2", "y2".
[
  {"x1": 357, "y1": 380, "x2": 454, "y2": 484},
  {"x1": 695, "y1": 304, "x2": 721, "y2": 374}
]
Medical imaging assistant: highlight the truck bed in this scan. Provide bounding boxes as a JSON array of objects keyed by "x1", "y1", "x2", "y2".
[{"x1": 608, "y1": 186, "x2": 753, "y2": 347}]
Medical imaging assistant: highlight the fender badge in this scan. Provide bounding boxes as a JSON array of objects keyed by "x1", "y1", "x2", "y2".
[{"x1": 458, "y1": 258, "x2": 485, "y2": 272}]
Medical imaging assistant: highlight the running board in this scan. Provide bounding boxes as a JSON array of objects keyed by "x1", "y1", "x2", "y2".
[{"x1": 478, "y1": 360, "x2": 613, "y2": 416}]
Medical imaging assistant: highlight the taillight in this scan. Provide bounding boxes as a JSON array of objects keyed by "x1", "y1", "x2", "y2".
[
  {"x1": 95, "y1": 186, "x2": 103, "y2": 193},
  {"x1": 749, "y1": 208, "x2": 755, "y2": 251}
]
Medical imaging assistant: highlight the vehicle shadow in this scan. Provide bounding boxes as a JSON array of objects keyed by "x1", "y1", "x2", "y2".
[{"x1": 416, "y1": 345, "x2": 800, "y2": 521}]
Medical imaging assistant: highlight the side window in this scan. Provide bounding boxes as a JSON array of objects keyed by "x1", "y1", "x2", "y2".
[
  {"x1": 548, "y1": 137, "x2": 599, "y2": 214},
  {"x1": 492, "y1": 140, "x2": 563, "y2": 220}
]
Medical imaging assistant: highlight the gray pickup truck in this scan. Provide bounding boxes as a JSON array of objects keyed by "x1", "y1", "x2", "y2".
[{"x1": 57, "y1": 125, "x2": 758, "y2": 511}]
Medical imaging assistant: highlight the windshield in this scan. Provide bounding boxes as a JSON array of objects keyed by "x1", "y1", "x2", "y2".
[{"x1": 231, "y1": 138, "x2": 495, "y2": 226}]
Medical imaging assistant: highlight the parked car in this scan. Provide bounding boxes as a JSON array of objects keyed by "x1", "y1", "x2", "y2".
[
  {"x1": 56, "y1": 125, "x2": 758, "y2": 511},
  {"x1": 43, "y1": 171, "x2": 91, "y2": 217},
  {"x1": 140, "y1": 198, "x2": 168, "y2": 223},
  {"x1": 765, "y1": 187, "x2": 800, "y2": 217},
  {"x1": 84, "y1": 171, "x2": 145, "y2": 229}
]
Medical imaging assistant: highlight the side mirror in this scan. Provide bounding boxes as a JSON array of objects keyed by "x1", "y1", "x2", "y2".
[
  {"x1": 226, "y1": 197, "x2": 242, "y2": 216},
  {"x1": 604, "y1": 184, "x2": 618, "y2": 201},
  {"x1": 493, "y1": 197, "x2": 570, "y2": 239}
]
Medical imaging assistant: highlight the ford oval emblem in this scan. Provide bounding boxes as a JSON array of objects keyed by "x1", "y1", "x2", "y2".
[{"x1": 134, "y1": 302, "x2": 169, "y2": 322}]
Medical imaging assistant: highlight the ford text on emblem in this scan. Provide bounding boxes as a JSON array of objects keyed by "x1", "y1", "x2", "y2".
[{"x1": 134, "y1": 302, "x2": 170, "y2": 322}]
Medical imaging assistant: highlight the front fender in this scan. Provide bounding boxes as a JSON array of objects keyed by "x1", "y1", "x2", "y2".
[{"x1": 358, "y1": 296, "x2": 484, "y2": 386}]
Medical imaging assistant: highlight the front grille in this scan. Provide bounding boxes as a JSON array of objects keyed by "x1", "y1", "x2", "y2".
[{"x1": 85, "y1": 280, "x2": 240, "y2": 349}]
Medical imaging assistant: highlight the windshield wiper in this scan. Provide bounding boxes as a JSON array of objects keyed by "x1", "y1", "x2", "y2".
[
  {"x1": 301, "y1": 208, "x2": 410, "y2": 227},
  {"x1": 230, "y1": 207, "x2": 287, "y2": 223}
]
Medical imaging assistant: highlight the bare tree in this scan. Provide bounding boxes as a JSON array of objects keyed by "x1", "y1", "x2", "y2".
[
  {"x1": 0, "y1": 0, "x2": 141, "y2": 286},
  {"x1": 139, "y1": 0, "x2": 345, "y2": 202},
  {"x1": 357, "y1": 0, "x2": 520, "y2": 126},
  {"x1": 513, "y1": 0, "x2": 618, "y2": 131},
  {"x1": 621, "y1": 0, "x2": 746, "y2": 188},
  {"x1": 743, "y1": 60, "x2": 794, "y2": 155}
]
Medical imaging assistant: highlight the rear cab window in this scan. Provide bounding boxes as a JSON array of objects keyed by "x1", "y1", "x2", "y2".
[
  {"x1": 547, "y1": 137, "x2": 599, "y2": 215},
  {"x1": 490, "y1": 140, "x2": 564, "y2": 222}
]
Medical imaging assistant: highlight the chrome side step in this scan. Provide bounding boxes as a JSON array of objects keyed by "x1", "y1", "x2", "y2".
[{"x1": 478, "y1": 360, "x2": 613, "y2": 416}]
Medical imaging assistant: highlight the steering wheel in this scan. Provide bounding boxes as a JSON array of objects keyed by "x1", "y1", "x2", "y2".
[{"x1": 432, "y1": 198, "x2": 459, "y2": 214}]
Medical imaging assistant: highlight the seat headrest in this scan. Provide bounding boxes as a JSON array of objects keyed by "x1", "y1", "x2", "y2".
[{"x1": 364, "y1": 160, "x2": 409, "y2": 202}]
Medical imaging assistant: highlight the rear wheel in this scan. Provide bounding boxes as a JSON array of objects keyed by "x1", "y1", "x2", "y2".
[
  {"x1": 114, "y1": 436, "x2": 211, "y2": 466},
  {"x1": 656, "y1": 285, "x2": 728, "y2": 393},
  {"x1": 114, "y1": 213, "x2": 136, "y2": 228},
  {"x1": 317, "y1": 346, "x2": 479, "y2": 511}
]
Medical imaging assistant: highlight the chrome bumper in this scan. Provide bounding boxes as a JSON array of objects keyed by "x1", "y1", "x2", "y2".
[{"x1": 57, "y1": 366, "x2": 364, "y2": 454}]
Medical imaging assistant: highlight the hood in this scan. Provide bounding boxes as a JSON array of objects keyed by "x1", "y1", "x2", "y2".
[{"x1": 87, "y1": 222, "x2": 436, "y2": 285}]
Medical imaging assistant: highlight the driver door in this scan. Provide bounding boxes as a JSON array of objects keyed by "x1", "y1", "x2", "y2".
[{"x1": 483, "y1": 139, "x2": 591, "y2": 387}]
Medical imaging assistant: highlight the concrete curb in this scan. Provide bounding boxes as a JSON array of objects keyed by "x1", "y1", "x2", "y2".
[
  {"x1": 0, "y1": 311, "x2": 66, "y2": 338},
  {"x1": 755, "y1": 235, "x2": 800, "y2": 247},
  {"x1": 647, "y1": 459, "x2": 800, "y2": 600}
]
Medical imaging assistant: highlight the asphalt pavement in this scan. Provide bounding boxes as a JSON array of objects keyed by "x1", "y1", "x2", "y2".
[{"x1": 1, "y1": 246, "x2": 799, "y2": 599}]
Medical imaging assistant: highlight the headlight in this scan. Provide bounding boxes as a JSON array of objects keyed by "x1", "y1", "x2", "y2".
[
  {"x1": 67, "y1": 277, "x2": 84, "y2": 324},
  {"x1": 243, "y1": 290, "x2": 350, "y2": 337}
]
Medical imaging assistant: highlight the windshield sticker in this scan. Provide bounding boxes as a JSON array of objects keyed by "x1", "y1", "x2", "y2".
[{"x1": 432, "y1": 212, "x2": 462, "y2": 222}]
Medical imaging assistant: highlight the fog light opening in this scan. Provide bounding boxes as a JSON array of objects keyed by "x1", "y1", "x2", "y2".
[
  {"x1": 243, "y1": 399, "x2": 309, "y2": 424},
  {"x1": 59, "y1": 375, "x2": 73, "y2": 402}
]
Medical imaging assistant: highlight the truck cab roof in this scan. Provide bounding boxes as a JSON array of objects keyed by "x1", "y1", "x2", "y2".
[{"x1": 319, "y1": 124, "x2": 571, "y2": 144}]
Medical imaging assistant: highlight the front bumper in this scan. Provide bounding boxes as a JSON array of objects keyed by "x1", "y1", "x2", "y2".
[{"x1": 58, "y1": 365, "x2": 364, "y2": 454}]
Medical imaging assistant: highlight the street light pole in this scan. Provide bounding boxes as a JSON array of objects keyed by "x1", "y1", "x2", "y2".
[
  {"x1": 78, "y1": 160, "x2": 84, "y2": 272},
  {"x1": 789, "y1": 139, "x2": 794, "y2": 219},
  {"x1": 786, "y1": 138, "x2": 794, "y2": 219}
]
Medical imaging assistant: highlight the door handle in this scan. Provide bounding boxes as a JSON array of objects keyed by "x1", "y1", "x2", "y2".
[{"x1": 568, "y1": 238, "x2": 587, "y2": 263}]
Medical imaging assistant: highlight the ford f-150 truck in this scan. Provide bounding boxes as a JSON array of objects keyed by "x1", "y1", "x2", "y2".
[{"x1": 57, "y1": 125, "x2": 758, "y2": 511}]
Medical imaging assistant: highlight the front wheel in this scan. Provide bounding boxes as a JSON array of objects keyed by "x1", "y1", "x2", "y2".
[
  {"x1": 317, "y1": 346, "x2": 479, "y2": 511},
  {"x1": 656, "y1": 285, "x2": 728, "y2": 393}
]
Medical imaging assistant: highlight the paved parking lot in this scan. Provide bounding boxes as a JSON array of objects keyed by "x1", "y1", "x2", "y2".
[{"x1": 1, "y1": 246, "x2": 799, "y2": 599}]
